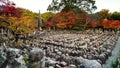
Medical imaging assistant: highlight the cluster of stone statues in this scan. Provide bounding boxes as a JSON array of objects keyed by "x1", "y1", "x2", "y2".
[
  {"x1": 0, "y1": 46, "x2": 45, "y2": 68},
  {"x1": 0, "y1": 28, "x2": 120, "y2": 68}
]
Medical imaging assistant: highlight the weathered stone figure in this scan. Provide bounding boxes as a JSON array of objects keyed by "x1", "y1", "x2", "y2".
[
  {"x1": 0, "y1": 48, "x2": 27, "y2": 68},
  {"x1": 28, "y1": 48, "x2": 45, "y2": 68},
  {"x1": 0, "y1": 46, "x2": 6, "y2": 67}
]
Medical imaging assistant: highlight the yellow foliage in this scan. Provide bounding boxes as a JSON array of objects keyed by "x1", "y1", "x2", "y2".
[
  {"x1": 41, "y1": 12, "x2": 55, "y2": 23},
  {"x1": 0, "y1": 8, "x2": 38, "y2": 35},
  {"x1": 6, "y1": 16, "x2": 38, "y2": 35}
]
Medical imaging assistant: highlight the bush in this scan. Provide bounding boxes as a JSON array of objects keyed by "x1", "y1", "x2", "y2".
[
  {"x1": 110, "y1": 12, "x2": 120, "y2": 20},
  {"x1": 72, "y1": 26, "x2": 80, "y2": 30}
]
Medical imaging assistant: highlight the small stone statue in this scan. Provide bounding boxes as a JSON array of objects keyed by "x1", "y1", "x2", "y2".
[
  {"x1": 0, "y1": 47, "x2": 6, "y2": 67},
  {"x1": 1, "y1": 48, "x2": 27, "y2": 68},
  {"x1": 28, "y1": 48, "x2": 45, "y2": 68},
  {"x1": 82, "y1": 60, "x2": 102, "y2": 68}
]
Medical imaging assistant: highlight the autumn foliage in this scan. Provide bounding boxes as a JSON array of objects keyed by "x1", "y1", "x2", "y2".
[
  {"x1": 41, "y1": 12, "x2": 55, "y2": 23},
  {"x1": 1, "y1": 0, "x2": 120, "y2": 35},
  {"x1": 45, "y1": 10, "x2": 87, "y2": 29},
  {"x1": 0, "y1": 0, "x2": 16, "y2": 16},
  {"x1": 90, "y1": 20, "x2": 98, "y2": 28},
  {"x1": 54, "y1": 11, "x2": 77, "y2": 29},
  {"x1": 0, "y1": 1, "x2": 38, "y2": 35},
  {"x1": 101, "y1": 19, "x2": 120, "y2": 29}
]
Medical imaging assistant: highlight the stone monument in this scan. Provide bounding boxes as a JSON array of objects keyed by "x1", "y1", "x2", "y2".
[{"x1": 38, "y1": 10, "x2": 43, "y2": 31}]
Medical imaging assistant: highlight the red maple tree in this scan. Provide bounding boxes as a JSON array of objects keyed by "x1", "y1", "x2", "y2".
[{"x1": 0, "y1": 0, "x2": 16, "y2": 16}]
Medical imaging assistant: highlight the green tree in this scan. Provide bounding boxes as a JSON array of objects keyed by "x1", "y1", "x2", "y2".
[
  {"x1": 97, "y1": 9, "x2": 110, "y2": 20},
  {"x1": 110, "y1": 12, "x2": 120, "y2": 20},
  {"x1": 47, "y1": 0, "x2": 97, "y2": 12}
]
